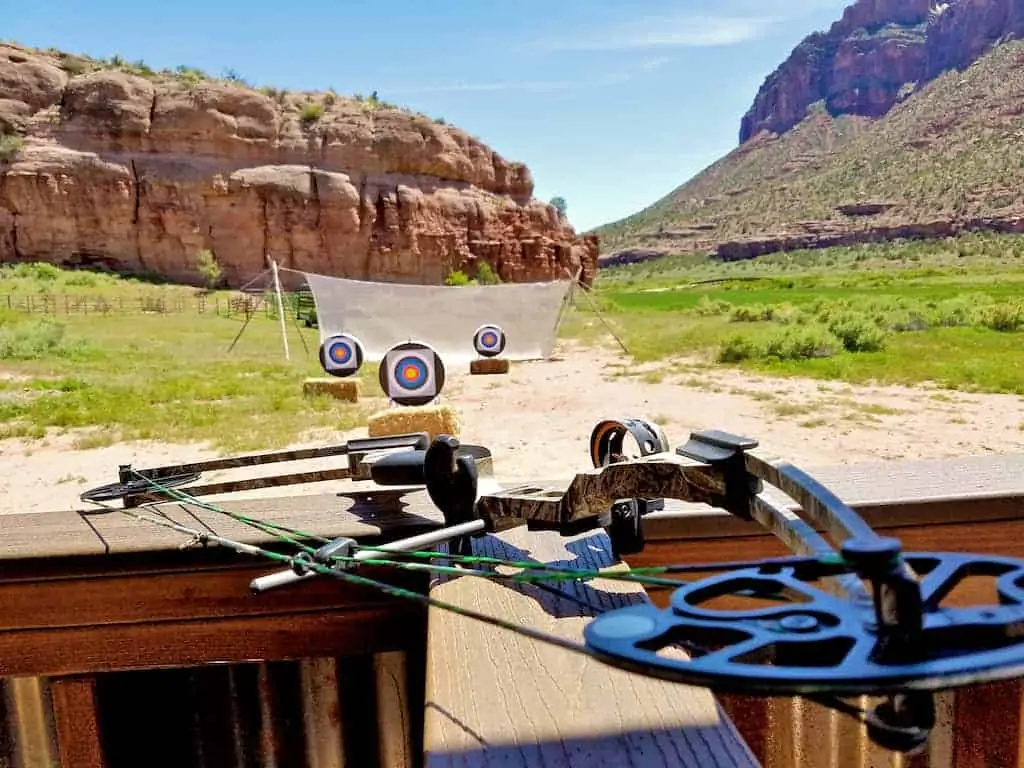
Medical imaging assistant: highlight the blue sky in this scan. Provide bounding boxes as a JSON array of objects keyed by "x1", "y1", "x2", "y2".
[{"x1": 9, "y1": 0, "x2": 852, "y2": 232}]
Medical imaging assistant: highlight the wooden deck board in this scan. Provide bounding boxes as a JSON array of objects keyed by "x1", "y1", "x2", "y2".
[
  {"x1": 422, "y1": 525, "x2": 759, "y2": 767},
  {"x1": 643, "y1": 453, "x2": 1024, "y2": 540},
  {"x1": 0, "y1": 483, "x2": 442, "y2": 560},
  {"x1": 7, "y1": 452, "x2": 1023, "y2": 562}
]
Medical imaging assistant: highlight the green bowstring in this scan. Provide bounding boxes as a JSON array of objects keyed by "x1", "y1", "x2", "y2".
[
  {"x1": 127, "y1": 470, "x2": 327, "y2": 554},
  {"x1": 98, "y1": 498, "x2": 597, "y2": 657},
  {"x1": 122, "y1": 470, "x2": 847, "y2": 585},
  {"x1": 121, "y1": 471, "x2": 620, "y2": 585},
  {"x1": 350, "y1": 543, "x2": 849, "y2": 579}
]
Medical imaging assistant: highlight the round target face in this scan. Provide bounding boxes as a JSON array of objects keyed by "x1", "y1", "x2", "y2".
[
  {"x1": 378, "y1": 341, "x2": 447, "y2": 407},
  {"x1": 394, "y1": 355, "x2": 430, "y2": 390},
  {"x1": 319, "y1": 333, "x2": 364, "y2": 378},
  {"x1": 473, "y1": 324, "x2": 506, "y2": 358}
]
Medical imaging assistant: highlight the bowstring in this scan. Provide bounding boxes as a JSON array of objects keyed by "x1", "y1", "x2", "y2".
[
  {"x1": 84, "y1": 472, "x2": 867, "y2": 685},
  {"x1": 118, "y1": 469, "x2": 840, "y2": 587},
  {"x1": 85, "y1": 493, "x2": 602, "y2": 660},
  {"x1": 86, "y1": 470, "x2": 903, "y2": 726}
]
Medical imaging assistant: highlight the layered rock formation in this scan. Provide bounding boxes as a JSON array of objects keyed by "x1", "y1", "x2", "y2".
[
  {"x1": 0, "y1": 44, "x2": 597, "y2": 286},
  {"x1": 596, "y1": 0, "x2": 1024, "y2": 264},
  {"x1": 740, "y1": 0, "x2": 1024, "y2": 144}
]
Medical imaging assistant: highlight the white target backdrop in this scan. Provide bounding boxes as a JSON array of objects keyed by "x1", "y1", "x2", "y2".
[{"x1": 301, "y1": 273, "x2": 573, "y2": 364}]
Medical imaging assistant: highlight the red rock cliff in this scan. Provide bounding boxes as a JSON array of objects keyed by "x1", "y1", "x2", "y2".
[
  {"x1": 0, "y1": 44, "x2": 598, "y2": 287},
  {"x1": 739, "y1": 0, "x2": 1024, "y2": 144}
]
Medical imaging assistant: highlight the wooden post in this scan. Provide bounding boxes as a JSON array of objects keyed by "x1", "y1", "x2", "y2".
[{"x1": 50, "y1": 676, "x2": 104, "y2": 768}]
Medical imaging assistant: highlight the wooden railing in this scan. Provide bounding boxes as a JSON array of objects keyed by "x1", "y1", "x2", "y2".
[
  {"x1": 0, "y1": 492, "x2": 436, "y2": 768},
  {"x1": 3, "y1": 453, "x2": 1024, "y2": 766}
]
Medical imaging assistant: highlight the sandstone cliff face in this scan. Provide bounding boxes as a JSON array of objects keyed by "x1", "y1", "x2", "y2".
[
  {"x1": 739, "y1": 0, "x2": 1024, "y2": 144},
  {"x1": 0, "y1": 44, "x2": 597, "y2": 287}
]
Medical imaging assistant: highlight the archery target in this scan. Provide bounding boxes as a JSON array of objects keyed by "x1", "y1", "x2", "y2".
[
  {"x1": 319, "y1": 333, "x2": 364, "y2": 378},
  {"x1": 378, "y1": 341, "x2": 446, "y2": 406},
  {"x1": 473, "y1": 324, "x2": 506, "y2": 358}
]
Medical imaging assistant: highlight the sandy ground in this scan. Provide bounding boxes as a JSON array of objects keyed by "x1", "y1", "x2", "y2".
[{"x1": 4, "y1": 342, "x2": 1024, "y2": 514}]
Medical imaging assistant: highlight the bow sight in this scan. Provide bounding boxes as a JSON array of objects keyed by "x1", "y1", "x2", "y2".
[{"x1": 356, "y1": 420, "x2": 1024, "y2": 753}]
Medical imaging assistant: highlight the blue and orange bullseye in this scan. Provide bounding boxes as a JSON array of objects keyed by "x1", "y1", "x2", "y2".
[
  {"x1": 396, "y1": 356, "x2": 429, "y2": 389},
  {"x1": 318, "y1": 333, "x2": 364, "y2": 378},
  {"x1": 378, "y1": 341, "x2": 446, "y2": 407},
  {"x1": 472, "y1": 324, "x2": 506, "y2": 358},
  {"x1": 329, "y1": 343, "x2": 352, "y2": 364}
]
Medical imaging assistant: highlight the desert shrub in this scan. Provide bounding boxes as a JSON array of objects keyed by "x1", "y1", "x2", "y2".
[
  {"x1": 0, "y1": 133, "x2": 24, "y2": 161},
  {"x1": 0, "y1": 316, "x2": 68, "y2": 359},
  {"x1": 299, "y1": 102, "x2": 325, "y2": 127},
  {"x1": 977, "y1": 301, "x2": 1024, "y2": 332},
  {"x1": 771, "y1": 303, "x2": 806, "y2": 325},
  {"x1": 825, "y1": 313, "x2": 889, "y2": 352},
  {"x1": 694, "y1": 296, "x2": 732, "y2": 316},
  {"x1": 475, "y1": 262, "x2": 502, "y2": 285},
  {"x1": 3, "y1": 262, "x2": 63, "y2": 283},
  {"x1": 716, "y1": 334, "x2": 762, "y2": 362},
  {"x1": 444, "y1": 270, "x2": 474, "y2": 286},
  {"x1": 762, "y1": 325, "x2": 839, "y2": 360},
  {"x1": 928, "y1": 295, "x2": 986, "y2": 327},
  {"x1": 729, "y1": 303, "x2": 773, "y2": 322}
]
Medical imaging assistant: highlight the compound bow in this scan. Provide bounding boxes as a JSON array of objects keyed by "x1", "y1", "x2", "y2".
[{"x1": 82, "y1": 419, "x2": 1024, "y2": 755}]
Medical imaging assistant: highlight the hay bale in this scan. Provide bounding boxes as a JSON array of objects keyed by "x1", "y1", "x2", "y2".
[
  {"x1": 470, "y1": 357, "x2": 510, "y2": 375},
  {"x1": 303, "y1": 377, "x2": 361, "y2": 403},
  {"x1": 367, "y1": 404, "x2": 460, "y2": 440}
]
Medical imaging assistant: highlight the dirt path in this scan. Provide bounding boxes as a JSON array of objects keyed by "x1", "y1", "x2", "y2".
[{"x1": 4, "y1": 344, "x2": 1024, "y2": 514}]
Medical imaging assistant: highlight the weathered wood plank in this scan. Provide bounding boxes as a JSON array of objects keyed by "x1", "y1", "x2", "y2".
[
  {"x1": 644, "y1": 453, "x2": 1024, "y2": 540},
  {"x1": 1, "y1": 484, "x2": 442, "y2": 560},
  {"x1": 374, "y1": 651, "x2": 414, "y2": 768},
  {"x1": 50, "y1": 676, "x2": 104, "y2": 768},
  {"x1": 7, "y1": 453, "x2": 1024, "y2": 564},
  {"x1": 0, "y1": 606, "x2": 423, "y2": 677},
  {"x1": 0, "y1": 561, "x2": 415, "y2": 631},
  {"x1": 423, "y1": 525, "x2": 759, "y2": 767}
]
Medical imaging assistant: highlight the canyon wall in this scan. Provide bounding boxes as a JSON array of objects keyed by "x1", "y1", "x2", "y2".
[
  {"x1": 0, "y1": 44, "x2": 597, "y2": 287},
  {"x1": 740, "y1": 0, "x2": 1024, "y2": 144}
]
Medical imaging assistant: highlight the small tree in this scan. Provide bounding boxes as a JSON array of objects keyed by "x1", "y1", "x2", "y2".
[
  {"x1": 549, "y1": 196, "x2": 567, "y2": 216},
  {"x1": 475, "y1": 262, "x2": 502, "y2": 285},
  {"x1": 196, "y1": 249, "x2": 223, "y2": 289}
]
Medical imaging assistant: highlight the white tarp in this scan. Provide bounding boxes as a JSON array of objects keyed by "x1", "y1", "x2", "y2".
[{"x1": 301, "y1": 273, "x2": 573, "y2": 364}]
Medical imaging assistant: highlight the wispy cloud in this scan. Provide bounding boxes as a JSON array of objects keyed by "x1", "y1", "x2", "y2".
[
  {"x1": 527, "y1": 13, "x2": 778, "y2": 52},
  {"x1": 638, "y1": 56, "x2": 673, "y2": 72},
  {"x1": 384, "y1": 80, "x2": 574, "y2": 95},
  {"x1": 383, "y1": 57, "x2": 670, "y2": 96}
]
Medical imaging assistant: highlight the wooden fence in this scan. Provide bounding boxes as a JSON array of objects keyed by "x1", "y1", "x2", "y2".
[{"x1": 0, "y1": 291, "x2": 318, "y2": 323}]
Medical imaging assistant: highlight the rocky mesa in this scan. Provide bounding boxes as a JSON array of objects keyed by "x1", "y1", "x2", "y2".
[
  {"x1": 741, "y1": 0, "x2": 1024, "y2": 143},
  {"x1": 596, "y1": 0, "x2": 1024, "y2": 263},
  {"x1": 0, "y1": 43, "x2": 597, "y2": 287}
]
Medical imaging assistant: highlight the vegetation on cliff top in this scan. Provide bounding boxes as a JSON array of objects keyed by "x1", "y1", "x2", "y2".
[
  {"x1": 1, "y1": 40, "x2": 448, "y2": 125},
  {"x1": 593, "y1": 40, "x2": 1024, "y2": 257}
]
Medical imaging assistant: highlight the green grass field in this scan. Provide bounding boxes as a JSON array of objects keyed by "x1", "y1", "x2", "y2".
[
  {"x1": 567, "y1": 232, "x2": 1024, "y2": 394},
  {"x1": 3, "y1": 233, "x2": 1024, "y2": 452},
  {"x1": 0, "y1": 263, "x2": 377, "y2": 451}
]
